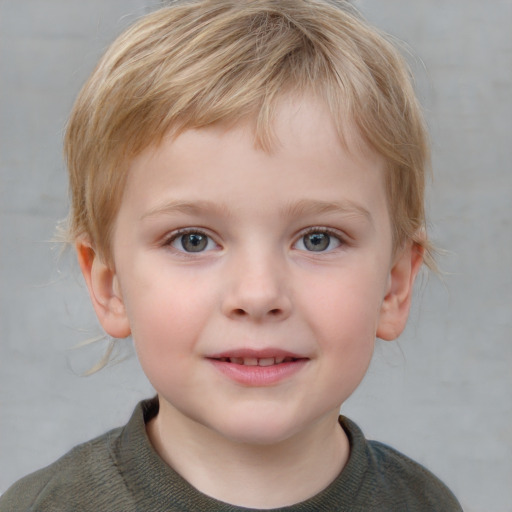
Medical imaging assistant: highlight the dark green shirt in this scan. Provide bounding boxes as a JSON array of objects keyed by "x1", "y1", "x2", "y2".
[{"x1": 1, "y1": 398, "x2": 462, "y2": 511}]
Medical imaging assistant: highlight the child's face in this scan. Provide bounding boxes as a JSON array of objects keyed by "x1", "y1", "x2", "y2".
[{"x1": 81, "y1": 95, "x2": 420, "y2": 445}]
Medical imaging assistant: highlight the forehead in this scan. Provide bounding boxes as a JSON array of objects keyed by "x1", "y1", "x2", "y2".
[
  {"x1": 133, "y1": 94, "x2": 382, "y2": 182},
  {"x1": 119, "y1": 95, "x2": 388, "y2": 221}
]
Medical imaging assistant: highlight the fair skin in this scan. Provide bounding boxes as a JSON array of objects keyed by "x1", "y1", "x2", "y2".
[{"x1": 77, "y1": 95, "x2": 423, "y2": 509}]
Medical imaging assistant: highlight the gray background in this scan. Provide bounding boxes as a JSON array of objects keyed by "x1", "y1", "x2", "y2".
[{"x1": 1, "y1": 1, "x2": 511, "y2": 510}]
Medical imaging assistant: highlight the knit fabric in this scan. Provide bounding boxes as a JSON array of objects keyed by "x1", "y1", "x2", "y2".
[{"x1": 0, "y1": 398, "x2": 462, "y2": 511}]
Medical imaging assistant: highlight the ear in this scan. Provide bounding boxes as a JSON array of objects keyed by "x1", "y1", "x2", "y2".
[
  {"x1": 376, "y1": 242, "x2": 424, "y2": 341},
  {"x1": 76, "y1": 239, "x2": 131, "y2": 339}
]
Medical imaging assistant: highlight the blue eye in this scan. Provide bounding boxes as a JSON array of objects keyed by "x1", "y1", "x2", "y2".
[
  {"x1": 170, "y1": 231, "x2": 217, "y2": 253},
  {"x1": 295, "y1": 230, "x2": 342, "y2": 252}
]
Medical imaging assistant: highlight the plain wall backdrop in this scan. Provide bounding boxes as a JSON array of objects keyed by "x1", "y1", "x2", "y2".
[{"x1": 1, "y1": 1, "x2": 511, "y2": 510}]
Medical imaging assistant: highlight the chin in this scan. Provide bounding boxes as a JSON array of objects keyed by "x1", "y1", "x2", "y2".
[{"x1": 210, "y1": 409, "x2": 307, "y2": 446}]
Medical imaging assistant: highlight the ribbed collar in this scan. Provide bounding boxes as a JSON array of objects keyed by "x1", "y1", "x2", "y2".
[{"x1": 113, "y1": 397, "x2": 371, "y2": 511}]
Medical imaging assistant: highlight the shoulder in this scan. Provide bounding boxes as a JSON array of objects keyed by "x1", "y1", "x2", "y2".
[
  {"x1": 366, "y1": 439, "x2": 462, "y2": 507},
  {"x1": 339, "y1": 416, "x2": 463, "y2": 511},
  {"x1": 0, "y1": 426, "x2": 130, "y2": 512}
]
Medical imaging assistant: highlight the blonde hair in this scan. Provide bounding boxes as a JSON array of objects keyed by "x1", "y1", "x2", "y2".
[{"x1": 65, "y1": 0, "x2": 432, "y2": 267}]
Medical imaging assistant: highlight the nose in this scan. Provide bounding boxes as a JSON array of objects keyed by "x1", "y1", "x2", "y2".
[{"x1": 221, "y1": 250, "x2": 292, "y2": 322}]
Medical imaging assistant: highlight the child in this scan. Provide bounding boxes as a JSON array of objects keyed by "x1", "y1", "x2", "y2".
[{"x1": 1, "y1": 0, "x2": 462, "y2": 510}]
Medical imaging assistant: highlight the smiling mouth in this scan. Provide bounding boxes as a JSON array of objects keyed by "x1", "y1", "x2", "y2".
[
  {"x1": 213, "y1": 356, "x2": 302, "y2": 367},
  {"x1": 208, "y1": 352, "x2": 309, "y2": 385}
]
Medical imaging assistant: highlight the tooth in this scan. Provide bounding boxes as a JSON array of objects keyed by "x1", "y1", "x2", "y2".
[
  {"x1": 258, "y1": 358, "x2": 275, "y2": 367},
  {"x1": 229, "y1": 357, "x2": 244, "y2": 365},
  {"x1": 275, "y1": 356, "x2": 285, "y2": 364},
  {"x1": 244, "y1": 357, "x2": 258, "y2": 366}
]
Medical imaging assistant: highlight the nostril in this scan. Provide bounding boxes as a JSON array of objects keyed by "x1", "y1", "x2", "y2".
[{"x1": 231, "y1": 307, "x2": 282, "y2": 318}]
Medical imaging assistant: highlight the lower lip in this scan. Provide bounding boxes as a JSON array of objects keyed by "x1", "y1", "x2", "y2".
[{"x1": 208, "y1": 359, "x2": 308, "y2": 386}]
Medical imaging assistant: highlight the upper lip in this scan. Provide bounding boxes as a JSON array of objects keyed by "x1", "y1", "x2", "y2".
[{"x1": 207, "y1": 348, "x2": 308, "y2": 360}]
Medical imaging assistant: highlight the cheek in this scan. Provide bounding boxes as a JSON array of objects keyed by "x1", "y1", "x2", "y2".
[
  {"x1": 121, "y1": 271, "x2": 217, "y2": 369},
  {"x1": 313, "y1": 292, "x2": 377, "y2": 399},
  {"x1": 301, "y1": 268, "x2": 385, "y2": 363},
  {"x1": 305, "y1": 268, "x2": 385, "y2": 329},
  {"x1": 128, "y1": 295, "x2": 203, "y2": 395}
]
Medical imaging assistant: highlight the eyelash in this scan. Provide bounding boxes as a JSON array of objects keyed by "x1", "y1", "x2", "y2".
[
  {"x1": 162, "y1": 226, "x2": 347, "y2": 254},
  {"x1": 294, "y1": 227, "x2": 346, "y2": 253},
  {"x1": 163, "y1": 228, "x2": 218, "y2": 254}
]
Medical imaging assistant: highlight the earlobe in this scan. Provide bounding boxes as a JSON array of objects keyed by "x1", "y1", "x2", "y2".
[
  {"x1": 76, "y1": 240, "x2": 131, "y2": 339},
  {"x1": 376, "y1": 242, "x2": 424, "y2": 341}
]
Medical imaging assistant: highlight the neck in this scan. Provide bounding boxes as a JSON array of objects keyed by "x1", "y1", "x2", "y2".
[{"x1": 147, "y1": 399, "x2": 349, "y2": 509}]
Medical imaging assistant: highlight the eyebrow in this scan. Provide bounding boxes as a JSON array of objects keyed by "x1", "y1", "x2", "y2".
[
  {"x1": 140, "y1": 200, "x2": 232, "y2": 220},
  {"x1": 280, "y1": 199, "x2": 373, "y2": 224},
  {"x1": 141, "y1": 198, "x2": 372, "y2": 224}
]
